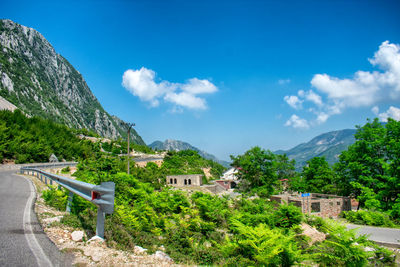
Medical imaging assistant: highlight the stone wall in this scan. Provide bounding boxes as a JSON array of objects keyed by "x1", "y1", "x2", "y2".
[
  {"x1": 271, "y1": 193, "x2": 351, "y2": 218},
  {"x1": 166, "y1": 174, "x2": 203, "y2": 187}
]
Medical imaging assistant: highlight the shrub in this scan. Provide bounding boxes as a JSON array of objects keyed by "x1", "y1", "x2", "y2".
[
  {"x1": 61, "y1": 166, "x2": 70, "y2": 173},
  {"x1": 342, "y1": 210, "x2": 396, "y2": 227},
  {"x1": 42, "y1": 188, "x2": 68, "y2": 210},
  {"x1": 272, "y1": 204, "x2": 303, "y2": 229}
]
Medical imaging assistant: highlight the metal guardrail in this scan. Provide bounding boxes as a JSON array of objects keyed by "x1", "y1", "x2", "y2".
[{"x1": 20, "y1": 164, "x2": 115, "y2": 239}]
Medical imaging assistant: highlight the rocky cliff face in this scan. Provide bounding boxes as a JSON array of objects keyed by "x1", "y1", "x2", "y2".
[{"x1": 0, "y1": 19, "x2": 144, "y2": 145}]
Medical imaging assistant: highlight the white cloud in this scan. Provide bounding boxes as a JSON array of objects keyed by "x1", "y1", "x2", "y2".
[
  {"x1": 284, "y1": 114, "x2": 309, "y2": 129},
  {"x1": 278, "y1": 79, "x2": 291, "y2": 85},
  {"x1": 164, "y1": 91, "x2": 207, "y2": 110},
  {"x1": 304, "y1": 90, "x2": 323, "y2": 106},
  {"x1": 181, "y1": 78, "x2": 217, "y2": 94},
  {"x1": 283, "y1": 41, "x2": 400, "y2": 128},
  {"x1": 122, "y1": 67, "x2": 217, "y2": 110},
  {"x1": 372, "y1": 106, "x2": 379, "y2": 115},
  {"x1": 284, "y1": 95, "x2": 303, "y2": 109},
  {"x1": 377, "y1": 106, "x2": 400, "y2": 122}
]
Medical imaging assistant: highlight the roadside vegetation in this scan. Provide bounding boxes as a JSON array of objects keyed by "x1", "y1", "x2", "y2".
[
  {"x1": 0, "y1": 109, "x2": 99, "y2": 163},
  {"x1": 5, "y1": 108, "x2": 399, "y2": 264},
  {"x1": 42, "y1": 155, "x2": 395, "y2": 265}
]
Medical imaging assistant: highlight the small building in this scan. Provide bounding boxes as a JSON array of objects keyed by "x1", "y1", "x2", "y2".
[
  {"x1": 214, "y1": 180, "x2": 237, "y2": 190},
  {"x1": 271, "y1": 193, "x2": 351, "y2": 218},
  {"x1": 221, "y1": 167, "x2": 239, "y2": 181},
  {"x1": 166, "y1": 174, "x2": 203, "y2": 187}
]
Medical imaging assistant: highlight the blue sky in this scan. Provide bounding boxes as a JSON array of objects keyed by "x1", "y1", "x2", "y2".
[{"x1": 1, "y1": 0, "x2": 400, "y2": 160}]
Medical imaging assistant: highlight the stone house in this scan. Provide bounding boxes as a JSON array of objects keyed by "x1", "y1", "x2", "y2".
[
  {"x1": 214, "y1": 180, "x2": 237, "y2": 190},
  {"x1": 166, "y1": 174, "x2": 203, "y2": 187},
  {"x1": 271, "y1": 193, "x2": 351, "y2": 218}
]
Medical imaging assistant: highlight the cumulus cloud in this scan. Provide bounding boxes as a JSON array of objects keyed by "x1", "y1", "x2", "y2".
[
  {"x1": 377, "y1": 106, "x2": 400, "y2": 122},
  {"x1": 284, "y1": 95, "x2": 303, "y2": 109},
  {"x1": 122, "y1": 67, "x2": 217, "y2": 110},
  {"x1": 284, "y1": 114, "x2": 310, "y2": 129},
  {"x1": 283, "y1": 41, "x2": 400, "y2": 128}
]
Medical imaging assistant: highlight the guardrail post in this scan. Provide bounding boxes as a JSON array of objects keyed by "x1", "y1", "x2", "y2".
[
  {"x1": 96, "y1": 208, "x2": 105, "y2": 238},
  {"x1": 44, "y1": 176, "x2": 47, "y2": 185},
  {"x1": 66, "y1": 192, "x2": 74, "y2": 213}
]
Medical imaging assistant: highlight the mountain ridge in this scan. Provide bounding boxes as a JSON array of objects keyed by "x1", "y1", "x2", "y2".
[
  {"x1": 0, "y1": 19, "x2": 144, "y2": 145},
  {"x1": 275, "y1": 128, "x2": 356, "y2": 169}
]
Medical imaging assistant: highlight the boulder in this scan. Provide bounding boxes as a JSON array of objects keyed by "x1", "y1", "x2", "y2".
[
  {"x1": 71, "y1": 230, "x2": 84, "y2": 242},
  {"x1": 49, "y1": 154, "x2": 59, "y2": 163}
]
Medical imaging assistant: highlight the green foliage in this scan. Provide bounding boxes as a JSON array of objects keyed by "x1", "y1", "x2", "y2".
[
  {"x1": 342, "y1": 210, "x2": 397, "y2": 228},
  {"x1": 299, "y1": 157, "x2": 337, "y2": 194},
  {"x1": 231, "y1": 147, "x2": 283, "y2": 196},
  {"x1": 221, "y1": 220, "x2": 303, "y2": 266},
  {"x1": 162, "y1": 150, "x2": 225, "y2": 179},
  {"x1": 61, "y1": 166, "x2": 70, "y2": 173},
  {"x1": 42, "y1": 188, "x2": 68, "y2": 210},
  {"x1": 335, "y1": 118, "x2": 400, "y2": 216},
  {"x1": 311, "y1": 220, "x2": 395, "y2": 266},
  {"x1": 0, "y1": 110, "x2": 99, "y2": 163},
  {"x1": 272, "y1": 204, "x2": 303, "y2": 229}
]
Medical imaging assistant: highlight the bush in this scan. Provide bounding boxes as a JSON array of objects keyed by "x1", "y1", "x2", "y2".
[
  {"x1": 61, "y1": 166, "x2": 70, "y2": 173},
  {"x1": 342, "y1": 210, "x2": 396, "y2": 227},
  {"x1": 272, "y1": 204, "x2": 303, "y2": 229},
  {"x1": 42, "y1": 188, "x2": 68, "y2": 210},
  {"x1": 312, "y1": 220, "x2": 395, "y2": 266}
]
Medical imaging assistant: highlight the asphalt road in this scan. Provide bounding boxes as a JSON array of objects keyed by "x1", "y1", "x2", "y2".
[
  {"x1": 347, "y1": 223, "x2": 400, "y2": 247},
  {"x1": 0, "y1": 170, "x2": 72, "y2": 266}
]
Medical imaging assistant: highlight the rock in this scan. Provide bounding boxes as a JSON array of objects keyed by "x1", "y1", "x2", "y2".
[
  {"x1": 83, "y1": 247, "x2": 103, "y2": 262},
  {"x1": 153, "y1": 251, "x2": 173, "y2": 262},
  {"x1": 71, "y1": 230, "x2": 84, "y2": 242},
  {"x1": 134, "y1": 246, "x2": 147, "y2": 254},
  {"x1": 300, "y1": 223, "x2": 326, "y2": 245},
  {"x1": 364, "y1": 246, "x2": 375, "y2": 252},
  {"x1": 49, "y1": 154, "x2": 59, "y2": 163},
  {"x1": 42, "y1": 216, "x2": 63, "y2": 225},
  {"x1": 58, "y1": 238, "x2": 64, "y2": 244},
  {"x1": 88, "y1": 235, "x2": 105, "y2": 243}
]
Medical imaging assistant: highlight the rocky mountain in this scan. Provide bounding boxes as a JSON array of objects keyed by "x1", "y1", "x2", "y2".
[
  {"x1": 0, "y1": 19, "x2": 144, "y2": 145},
  {"x1": 149, "y1": 139, "x2": 230, "y2": 167},
  {"x1": 275, "y1": 129, "x2": 356, "y2": 169}
]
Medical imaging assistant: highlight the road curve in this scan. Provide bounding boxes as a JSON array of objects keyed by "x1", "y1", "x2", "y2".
[
  {"x1": 0, "y1": 170, "x2": 72, "y2": 266},
  {"x1": 347, "y1": 223, "x2": 400, "y2": 247}
]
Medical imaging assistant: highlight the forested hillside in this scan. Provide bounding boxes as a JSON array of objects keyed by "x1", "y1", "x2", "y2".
[{"x1": 0, "y1": 109, "x2": 99, "y2": 163}]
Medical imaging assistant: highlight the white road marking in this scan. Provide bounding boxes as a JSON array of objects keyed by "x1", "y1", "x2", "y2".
[{"x1": 21, "y1": 174, "x2": 53, "y2": 267}]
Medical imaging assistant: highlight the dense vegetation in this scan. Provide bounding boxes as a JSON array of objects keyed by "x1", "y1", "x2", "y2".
[
  {"x1": 232, "y1": 118, "x2": 400, "y2": 225},
  {"x1": 41, "y1": 154, "x2": 395, "y2": 265},
  {"x1": 0, "y1": 110, "x2": 99, "y2": 163}
]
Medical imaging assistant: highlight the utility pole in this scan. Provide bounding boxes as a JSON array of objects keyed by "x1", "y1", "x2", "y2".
[{"x1": 126, "y1": 122, "x2": 135, "y2": 175}]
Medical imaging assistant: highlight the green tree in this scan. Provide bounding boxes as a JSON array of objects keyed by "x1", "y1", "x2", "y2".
[
  {"x1": 301, "y1": 157, "x2": 336, "y2": 194},
  {"x1": 231, "y1": 147, "x2": 279, "y2": 196},
  {"x1": 335, "y1": 118, "x2": 400, "y2": 212}
]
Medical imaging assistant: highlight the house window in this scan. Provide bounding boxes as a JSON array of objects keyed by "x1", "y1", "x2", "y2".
[
  {"x1": 174, "y1": 179, "x2": 177, "y2": 184},
  {"x1": 188, "y1": 179, "x2": 191, "y2": 185},
  {"x1": 184, "y1": 179, "x2": 187, "y2": 185},
  {"x1": 311, "y1": 202, "x2": 321, "y2": 213},
  {"x1": 337, "y1": 202, "x2": 341, "y2": 205},
  {"x1": 170, "y1": 178, "x2": 173, "y2": 184}
]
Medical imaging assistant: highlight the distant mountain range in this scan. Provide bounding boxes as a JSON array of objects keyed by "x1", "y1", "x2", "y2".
[
  {"x1": 275, "y1": 129, "x2": 356, "y2": 169},
  {"x1": 150, "y1": 129, "x2": 358, "y2": 170},
  {"x1": 0, "y1": 19, "x2": 144, "y2": 144},
  {"x1": 149, "y1": 139, "x2": 231, "y2": 167}
]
